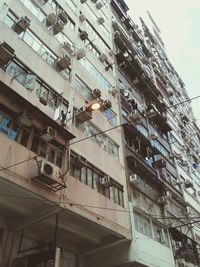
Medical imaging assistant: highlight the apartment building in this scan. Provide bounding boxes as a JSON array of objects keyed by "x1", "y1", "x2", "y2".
[{"x1": 0, "y1": 0, "x2": 199, "y2": 267}]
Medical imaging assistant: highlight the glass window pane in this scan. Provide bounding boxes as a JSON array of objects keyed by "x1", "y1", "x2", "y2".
[
  {"x1": 80, "y1": 167, "x2": 87, "y2": 184},
  {"x1": 9, "y1": 123, "x2": 19, "y2": 140},
  {"x1": 87, "y1": 168, "x2": 93, "y2": 188},
  {"x1": 20, "y1": 128, "x2": 30, "y2": 147},
  {"x1": 31, "y1": 135, "x2": 40, "y2": 154},
  {"x1": 0, "y1": 116, "x2": 11, "y2": 136},
  {"x1": 24, "y1": 74, "x2": 37, "y2": 90}
]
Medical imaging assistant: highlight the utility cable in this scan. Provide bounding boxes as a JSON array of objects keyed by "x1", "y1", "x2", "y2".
[{"x1": 0, "y1": 122, "x2": 127, "y2": 172}]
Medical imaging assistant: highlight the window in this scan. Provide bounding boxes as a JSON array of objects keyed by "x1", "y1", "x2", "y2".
[
  {"x1": 0, "y1": 112, "x2": 19, "y2": 141},
  {"x1": 102, "y1": 109, "x2": 117, "y2": 126},
  {"x1": 79, "y1": 58, "x2": 112, "y2": 92},
  {"x1": 74, "y1": 76, "x2": 92, "y2": 99},
  {"x1": 134, "y1": 211, "x2": 170, "y2": 247},
  {"x1": 70, "y1": 155, "x2": 124, "y2": 206},
  {"x1": 76, "y1": 121, "x2": 119, "y2": 159}
]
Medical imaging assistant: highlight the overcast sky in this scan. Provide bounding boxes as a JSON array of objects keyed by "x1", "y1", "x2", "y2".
[{"x1": 125, "y1": 0, "x2": 200, "y2": 125}]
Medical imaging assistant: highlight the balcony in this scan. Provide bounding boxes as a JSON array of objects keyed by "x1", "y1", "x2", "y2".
[
  {"x1": 0, "y1": 134, "x2": 130, "y2": 253},
  {"x1": 111, "y1": 0, "x2": 129, "y2": 17},
  {"x1": 125, "y1": 145, "x2": 158, "y2": 182},
  {"x1": 146, "y1": 105, "x2": 172, "y2": 133}
]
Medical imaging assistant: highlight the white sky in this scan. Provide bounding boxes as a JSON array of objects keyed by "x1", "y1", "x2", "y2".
[{"x1": 125, "y1": 0, "x2": 200, "y2": 125}]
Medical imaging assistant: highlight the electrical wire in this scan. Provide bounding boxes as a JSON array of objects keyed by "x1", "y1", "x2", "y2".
[
  {"x1": 0, "y1": 122, "x2": 127, "y2": 172},
  {"x1": 165, "y1": 95, "x2": 200, "y2": 110},
  {"x1": 0, "y1": 192, "x2": 200, "y2": 222}
]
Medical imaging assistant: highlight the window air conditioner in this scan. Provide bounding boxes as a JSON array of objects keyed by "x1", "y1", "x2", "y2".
[
  {"x1": 46, "y1": 13, "x2": 57, "y2": 26},
  {"x1": 101, "y1": 176, "x2": 111, "y2": 186},
  {"x1": 79, "y1": 14, "x2": 86, "y2": 22},
  {"x1": 175, "y1": 241, "x2": 182, "y2": 249},
  {"x1": 186, "y1": 206, "x2": 192, "y2": 215},
  {"x1": 41, "y1": 126, "x2": 57, "y2": 142},
  {"x1": 79, "y1": 31, "x2": 88, "y2": 41},
  {"x1": 99, "y1": 53, "x2": 108, "y2": 63},
  {"x1": 32, "y1": 160, "x2": 62, "y2": 189},
  {"x1": 103, "y1": 100, "x2": 112, "y2": 110},
  {"x1": 53, "y1": 19, "x2": 64, "y2": 35},
  {"x1": 173, "y1": 178, "x2": 183, "y2": 185},
  {"x1": 76, "y1": 110, "x2": 92, "y2": 123},
  {"x1": 109, "y1": 49, "x2": 116, "y2": 56},
  {"x1": 57, "y1": 54, "x2": 71, "y2": 70},
  {"x1": 185, "y1": 179, "x2": 193, "y2": 188},
  {"x1": 165, "y1": 191, "x2": 172, "y2": 199},
  {"x1": 157, "y1": 196, "x2": 167, "y2": 205},
  {"x1": 62, "y1": 42, "x2": 74, "y2": 55},
  {"x1": 169, "y1": 152, "x2": 178, "y2": 159},
  {"x1": 98, "y1": 17, "x2": 105, "y2": 25},
  {"x1": 91, "y1": 0, "x2": 98, "y2": 3},
  {"x1": 96, "y1": 2, "x2": 103, "y2": 9},
  {"x1": 77, "y1": 49, "x2": 86, "y2": 60},
  {"x1": 58, "y1": 10, "x2": 68, "y2": 24},
  {"x1": 92, "y1": 88, "x2": 101, "y2": 99},
  {"x1": 13, "y1": 16, "x2": 30, "y2": 34},
  {"x1": 0, "y1": 42, "x2": 15, "y2": 66},
  {"x1": 129, "y1": 174, "x2": 139, "y2": 184},
  {"x1": 129, "y1": 110, "x2": 141, "y2": 124},
  {"x1": 112, "y1": 21, "x2": 120, "y2": 30},
  {"x1": 18, "y1": 111, "x2": 33, "y2": 127},
  {"x1": 153, "y1": 159, "x2": 167, "y2": 169},
  {"x1": 148, "y1": 133, "x2": 158, "y2": 141}
]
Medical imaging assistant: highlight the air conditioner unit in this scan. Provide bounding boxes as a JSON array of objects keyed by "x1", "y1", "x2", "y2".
[
  {"x1": 32, "y1": 160, "x2": 62, "y2": 189},
  {"x1": 169, "y1": 152, "x2": 178, "y2": 159},
  {"x1": 101, "y1": 176, "x2": 111, "y2": 186},
  {"x1": 77, "y1": 49, "x2": 86, "y2": 60},
  {"x1": 109, "y1": 49, "x2": 116, "y2": 56},
  {"x1": 129, "y1": 110, "x2": 141, "y2": 124},
  {"x1": 185, "y1": 179, "x2": 193, "y2": 188},
  {"x1": 13, "y1": 16, "x2": 30, "y2": 34},
  {"x1": 96, "y1": 2, "x2": 103, "y2": 9},
  {"x1": 46, "y1": 13, "x2": 57, "y2": 26},
  {"x1": 79, "y1": 14, "x2": 86, "y2": 22},
  {"x1": 79, "y1": 31, "x2": 88, "y2": 41},
  {"x1": 76, "y1": 110, "x2": 92, "y2": 123},
  {"x1": 175, "y1": 241, "x2": 182, "y2": 249},
  {"x1": 165, "y1": 191, "x2": 172, "y2": 199},
  {"x1": 81, "y1": 0, "x2": 87, "y2": 3},
  {"x1": 112, "y1": 21, "x2": 120, "y2": 30},
  {"x1": 57, "y1": 54, "x2": 71, "y2": 70},
  {"x1": 0, "y1": 42, "x2": 15, "y2": 66},
  {"x1": 98, "y1": 17, "x2": 105, "y2": 24},
  {"x1": 148, "y1": 133, "x2": 158, "y2": 140},
  {"x1": 174, "y1": 178, "x2": 183, "y2": 185},
  {"x1": 92, "y1": 88, "x2": 101, "y2": 99},
  {"x1": 153, "y1": 159, "x2": 167, "y2": 169},
  {"x1": 129, "y1": 174, "x2": 139, "y2": 184},
  {"x1": 157, "y1": 196, "x2": 167, "y2": 205},
  {"x1": 103, "y1": 100, "x2": 112, "y2": 110},
  {"x1": 91, "y1": 0, "x2": 98, "y2": 3},
  {"x1": 41, "y1": 126, "x2": 57, "y2": 142},
  {"x1": 58, "y1": 10, "x2": 68, "y2": 24},
  {"x1": 18, "y1": 111, "x2": 33, "y2": 127},
  {"x1": 53, "y1": 19, "x2": 64, "y2": 35},
  {"x1": 99, "y1": 53, "x2": 107, "y2": 63},
  {"x1": 62, "y1": 42, "x2": 74, "y2": 55},
  {"x1": 186, "y1": 206, "x2": 192, "y2": 215}
]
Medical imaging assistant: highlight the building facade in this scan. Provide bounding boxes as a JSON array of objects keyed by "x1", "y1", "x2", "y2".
[{"x1": 0, "y1": 0, "x2": 199, "y2": 266}]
